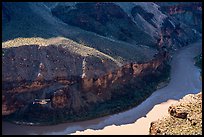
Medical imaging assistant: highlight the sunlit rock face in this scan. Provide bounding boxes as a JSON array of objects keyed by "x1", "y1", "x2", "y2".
[
  {"x1": 2, "y1": 45, "x2": 83, "y2": 82},
  {"x1": 149, "y1": 92, "x2": 202, "y2": 135},
  {"x1": 1, "y1": 37, "x2": 119, "y2": 115}
]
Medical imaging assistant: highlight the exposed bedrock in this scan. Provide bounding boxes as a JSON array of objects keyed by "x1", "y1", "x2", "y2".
[{"x1": 2, "y1": 43, "x2": 169, "y2": 117}]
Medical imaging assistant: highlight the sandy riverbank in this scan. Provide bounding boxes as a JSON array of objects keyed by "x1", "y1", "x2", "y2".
[{"x1": 72, "y1": 99, "x2": 178, "y2": 135}]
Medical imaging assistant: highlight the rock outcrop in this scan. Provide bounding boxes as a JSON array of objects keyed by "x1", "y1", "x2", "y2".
[
  {"x1": 157, "y1": 2, "x2": 202, "y2": 33},
  {"x1": 51, "y1": 89, "x2": 70, "y2": 109},
  {"x1": 149, "y1": 92, "x2": 202, "y2": 135},
  {"x1": 2, "y1": 37, "x2": 169, "y2": 124}
]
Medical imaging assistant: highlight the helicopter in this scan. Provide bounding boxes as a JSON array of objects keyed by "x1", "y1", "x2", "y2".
[{"x1": 32, "y1": 99, "x2": 50, "y2": 105}]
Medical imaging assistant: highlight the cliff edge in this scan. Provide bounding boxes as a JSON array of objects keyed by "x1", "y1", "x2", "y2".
[{"x1": 149, "y1": 92, "x2": 202, "y2": 135}]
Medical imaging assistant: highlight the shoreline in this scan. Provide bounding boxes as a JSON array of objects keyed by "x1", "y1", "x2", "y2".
[
  {"x1": 2, "y1": 40, "x2": 202, "y2": 135},
  {"x1": 72, "y1": 99, "x2": 179, "y2": 135}
]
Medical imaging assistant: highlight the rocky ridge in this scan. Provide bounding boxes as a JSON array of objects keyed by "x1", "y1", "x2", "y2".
[
  {"x1": 149, "y1": 92, "x2": 202, "y2": 135},
  {"x1": 2, "y1": 37, "x2": 170, "y2": 124}
]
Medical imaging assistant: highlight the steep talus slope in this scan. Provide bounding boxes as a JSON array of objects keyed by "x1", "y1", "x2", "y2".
[
  {"x1": 2, "y1": 2, "x2": 157, "y2": 63},
  {"x1": 149, "y1": 92, "x2": 202, "y2": 135},
  {"x1": 50, "y1": 2, "x2": 201, "y2": 51},
  {"x1": 51, "y1": 2, "x2": 155, "y2": 46},
  {"x1": 2, "y1": 37, "x2": 121, "y2": 83},
  {"x1": 2, "y1": 2, "x2": 63, "y2": 41},
  {"x1": 117, "y1": 2, "x2": 166, "y2": 37}
]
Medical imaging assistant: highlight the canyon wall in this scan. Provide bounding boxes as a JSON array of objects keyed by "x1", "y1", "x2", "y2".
[
  {"x1": 3, "y1": 2, "x2": 199, "y2": 125},
  {"x1": 2, "y1": 43, "x2": 169, "y2": 118},
  {"x1": 156, "y1": 2, "x2": 202, "y2": 50}
]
